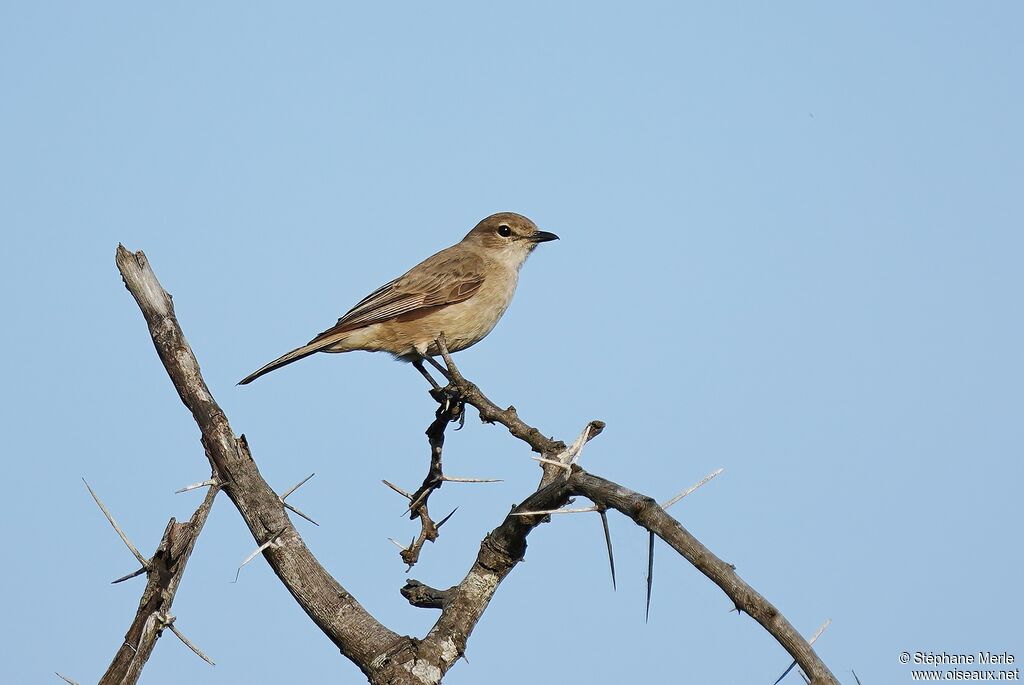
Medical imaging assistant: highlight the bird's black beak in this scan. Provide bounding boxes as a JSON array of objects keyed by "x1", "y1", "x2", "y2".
[{"x1": 531, "y1": 231, "x2": 559, "y2": 243}]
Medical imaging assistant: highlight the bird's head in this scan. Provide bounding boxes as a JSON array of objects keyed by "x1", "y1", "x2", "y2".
[{"x1": 462, "y1": 212, "x2": 559, "y2": 270}]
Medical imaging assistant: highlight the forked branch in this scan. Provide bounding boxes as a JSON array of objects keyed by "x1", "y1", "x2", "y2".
[
  {"x1": 94, "y1": 483, "x2": 218, "y2": 685},
  {"x1": 109, "y1": 245, "x2": 838, "y2": 685}
]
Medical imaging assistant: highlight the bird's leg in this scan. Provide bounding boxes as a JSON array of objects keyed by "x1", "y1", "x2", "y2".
[
  {"x1": 418, "y1": 356, "x2": 465, "y2": 428},
  {"x1": 424, "y1": 355, "x2": 454, "y2": 382},
  {"x1": 413, "y1": 358, "x2": 442, "y2": 391}
]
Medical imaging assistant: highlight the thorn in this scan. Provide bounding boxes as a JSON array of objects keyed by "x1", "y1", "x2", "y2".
[
  {"x1": 440, "y1": 475, "x2": 503, "y2": 483},
  {"x1": 382, "y1": 479, "x2": 413, "y2": 500},
  {"x1": 280, "y1": 473, "x2": 315, "y2": 500},
  {"x1": 645, "y1": 531, "x2": 654, "y2": 623},
  {"x1": 660, "y1": 468, "x2": 724, "y2": 509},
  {"x1": 530, "y1": 455, "x2": 573, "y2": 473},
  {"x1": 436, "y1": 507, "x2": 459, "y2": 529},
  {"x1": 275, "y1": 475, "x2": 318, "y2": 525},
  {"x1": 852, "y1": 669, "x2": 862, "y2": 685},
  {"x1": 808, "y1": 618, "x2": 831, "y2": 645},
  {"x1": 83, "y1": 478, "x2": 149, "y2": 569},
  {"x1": 165, "y1": 619, "x2": 216, "y2": 666},
  {"x1": 283, "y1": 501, "x2": 319, "y2": 526},
  {"x1": 233, "y1": 529, "x2": 284, "y2": 582},
  {"x1": 405, "y1": 488, "x2": 433, "y2": 516},
  {"x1": 599, "y1": 509, "x2": 616, "y2": 590},
  {"x1": 512, "y1": 506, "x2": 598, "y2": 517},
  {"x1": 387, "y1": 537, "x2": 408, "y2": 551},
  {"x1": 174, "y1": 478, "x2": 218, "y2": 494},
  {"x1": 111, "y1": 566, "x2": 148, "y2": 584},
  {"x1": 771, "y1": 620, "x2": 830, "y2": 685},
  {"x1": 55, "y1": 673, "x2": 79, "y2": 685},
  {"x1": 772, "y1": 660, "x2": 798, "y2": 685},
  {"x1": 532, "y1": 421, "x2": 602, "y2": 476},
  {"x1": 800, "y1": 671, "x2": 811, "y2": 684}
]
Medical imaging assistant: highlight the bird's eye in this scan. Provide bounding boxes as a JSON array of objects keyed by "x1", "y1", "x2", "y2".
[{"x1": 497, "y1": 225, "x2": 512, "y2": 237}]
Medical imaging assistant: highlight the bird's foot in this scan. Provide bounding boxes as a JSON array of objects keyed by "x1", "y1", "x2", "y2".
[{"x1": 429, "y1": 384, "x2": 466, "y2": 428}]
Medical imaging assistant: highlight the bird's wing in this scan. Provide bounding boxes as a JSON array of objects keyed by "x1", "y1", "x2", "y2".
[{"x1": 308, "y1": 249, "x2": 486, "y2": 343}]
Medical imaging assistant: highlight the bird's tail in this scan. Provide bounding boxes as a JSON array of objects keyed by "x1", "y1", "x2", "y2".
[{"x1": 238, "y1": 333, "x2": 347, "y2": 385}]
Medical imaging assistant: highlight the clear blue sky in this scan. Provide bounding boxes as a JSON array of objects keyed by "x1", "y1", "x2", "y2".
[{"x1": 2, "y1": 3, "x2": 1021, "y2": 684}]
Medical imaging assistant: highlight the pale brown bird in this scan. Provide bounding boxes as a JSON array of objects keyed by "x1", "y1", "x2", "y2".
[{"x1": 239, "y1": 212, "x2": 558, "y2": 387}]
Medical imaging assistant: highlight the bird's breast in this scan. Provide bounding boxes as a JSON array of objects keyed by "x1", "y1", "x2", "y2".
[{"x1": 424, "y1": 268, "x2": 519, "y2": 353}]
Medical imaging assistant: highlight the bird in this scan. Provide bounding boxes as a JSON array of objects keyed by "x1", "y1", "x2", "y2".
[{"x1": 239, "y1": 212, "x2": 558, "y2": 387}]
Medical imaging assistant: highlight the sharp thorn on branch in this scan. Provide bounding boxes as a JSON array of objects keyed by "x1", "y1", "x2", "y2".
[
  {"x1": 405, "y1": 491, "x2": 432, "y2": 517},
  {"x1": 808, "y1": 618, "x2": 832, "y2": 645},
  {"x1": 436, "y1": 507, "x2": 459, "y2": 529},
  {"x1": 646, "y1": 531, "x2": 655, "y2": 623},
  {"x1": 382, "y1": 479, "x2": 413, "y2": 500},
  {"x1": 233, "y1": 529, "x2": 284, "y2": 582},
  {"x1": 174, "y1": 478, "x2": 218, "y2": 494},
  {"x1": 772, "y1": 619, "x2": 830, "y2": 682},
  {"x1": 772, "y1": 660, "x2": 799, "y2": 685},
  {"x1": 111, "y1": 566, "x2": 148, "y2": 584},
  {"x1": 659, "y1": 467, "x2": 724, "y2": 510},
  {"x1": 512, "y1": 506, "x2": 598, "y2": 517},
  {"x1": 531, "y1": 455, "x2": 573, "y2": 474},
  {"x1": 280, "y1": 472, "x2": 316, "y2": 500},
  {"x1": 283, "y1": 501, "x2": 319, "y2": 526},
  {"x1": 55, "y1": 673, "x2": 80, "y2": 685},
  {"x1": 441, "y1": 475, "x2": 503, "y2": 483},
  {"x1": 388, "y1": 537, "x2": 409, "y2": 552},
  {"x1": 599, "y1": 509, "x2": 617, "y2": 591},
  {"x1": 165, "y1": 619, "x2": 216, "y2": 666},
  {"x1": 83, "y1": 478, "x2": 150, "y2": 569}
]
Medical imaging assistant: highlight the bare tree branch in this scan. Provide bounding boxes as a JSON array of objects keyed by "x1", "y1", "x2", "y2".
[
  {"x1": 109, "y1": 244, "x2": 838, "y2": 685},
  {"x1": 568, "y1": 470, "x2": 838, "y2": 685},
  {"x1": 97, "y1": 484, "x2": 217, "y2": 685},
  {"x1": 393, "y1": 392, "x2": 462, "y2": 568},
  {"x1": 400, "y1": 580, "x2": 455, "y2": 609},
  {"x1": 435, "y1": 338, "x2": 565, "y2": 456},
  {"x1": 114, "y1": 246, "x2": 409, "y2": 684},
  {"x1": 418, "y1": 478, "x2": 576, "y2": 673}
]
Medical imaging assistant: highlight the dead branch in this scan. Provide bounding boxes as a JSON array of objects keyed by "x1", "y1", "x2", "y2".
[
  {"x1": 568, "y1": 470, "x2": 838, "y2": 684},
  {"x1": 395, "y1": 388, "x2": 462, "y2": 568},
  {"x1": 96, "y1": 484, "x2": 218, "y2": 685},
  {"x1": 430, "y1": 343, "x2": 839, "y2": 685},
  {"x1": 109, "y1": 244, "x2": 838, "y2": 685},
  {"x1": 115, "y1": 246, "x2": 409, "y2": 684},
  {"x1": 400, "y1": 580, "x2": 455, "y2": 609}
]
